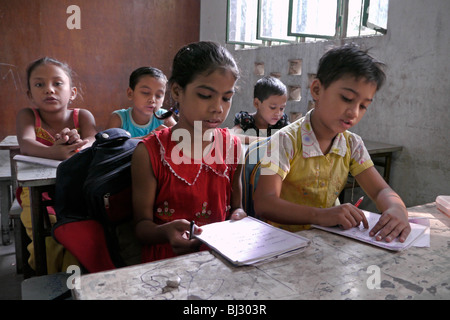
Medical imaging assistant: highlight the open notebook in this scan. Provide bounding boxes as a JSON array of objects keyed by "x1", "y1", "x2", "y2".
[
  {"x1": 312, "y1": 210, "x2": 429, "y2": 251},
  {"x1": 194, "y1": 216, "x2": 310, "y2": 266}
]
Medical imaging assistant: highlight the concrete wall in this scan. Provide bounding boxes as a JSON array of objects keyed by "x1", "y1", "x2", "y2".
[{"x1": 200, "y1": 0, "x2": 450, "y2": 208}]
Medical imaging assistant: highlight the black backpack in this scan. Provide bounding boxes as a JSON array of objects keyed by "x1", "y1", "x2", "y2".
[{"x1": 53, "y1": 128, "x2": 140, "y2": 272}]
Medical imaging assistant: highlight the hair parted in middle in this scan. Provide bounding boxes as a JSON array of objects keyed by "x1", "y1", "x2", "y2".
[{"x1": 156, "y1": 41, "x2": 240, "y2": 120}]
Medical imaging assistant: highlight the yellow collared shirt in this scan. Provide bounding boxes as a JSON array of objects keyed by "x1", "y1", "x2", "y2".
[{"x1": 260, "y1": 109, "x2": 373, "y2": 232}]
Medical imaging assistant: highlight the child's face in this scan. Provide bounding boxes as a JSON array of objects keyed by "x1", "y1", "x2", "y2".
[
  {"x1": 254, "y1": 94, "x2": 287, "y2": 127},
  {"x1": 172, "y1": 69, "x2": 236, "y2": 134},
  {"x1": 27, "y1": 64, "x2": 76, "y2": 111},
  {"x1": 127, "y1": 75, "x2": 166, "y2": 117},
  {"x1": 311, "y1": 75, "x2": 377, "y2": 136}
]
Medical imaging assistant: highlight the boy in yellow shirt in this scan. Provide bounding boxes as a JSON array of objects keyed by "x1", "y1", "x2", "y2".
[{"x1": 254, "y1": 44, "x2": 411, "y2": 243}]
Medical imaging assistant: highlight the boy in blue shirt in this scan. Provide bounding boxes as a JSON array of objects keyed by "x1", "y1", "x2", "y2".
[{"x1": 107, "y1": 67, "x2": 176, "y2": 138}]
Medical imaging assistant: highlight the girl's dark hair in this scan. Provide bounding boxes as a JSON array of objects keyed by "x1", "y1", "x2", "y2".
[
  {"x1": 156, "y1": 41, "x2": 240, "y2": 120},
  {"x1": 254, "y1": 76, "x2": 287, "y2": 102},
  {"x1": 129, "y1": 66, "x2": 167, "y2": 90},
  {"x1": 316, "y1": 43, "x2": 386, "y2": 91},
  {"x1": 26, "y1": 57, "x2": 74, "y2": 91}
]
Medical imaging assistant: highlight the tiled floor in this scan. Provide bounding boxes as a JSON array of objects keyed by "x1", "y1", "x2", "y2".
[{"x1": 0, "y1": 229, "x2": 23, "y2": 300}]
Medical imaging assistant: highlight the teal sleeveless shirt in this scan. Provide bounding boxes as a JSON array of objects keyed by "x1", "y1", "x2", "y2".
[{"x1": 113, "y1": 107, "x2": 167, "y2": 137}]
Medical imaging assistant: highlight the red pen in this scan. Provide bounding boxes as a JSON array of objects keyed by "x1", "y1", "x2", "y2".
[{"x1": 354, "y1": 196, "x2": 364, "y2": 208}]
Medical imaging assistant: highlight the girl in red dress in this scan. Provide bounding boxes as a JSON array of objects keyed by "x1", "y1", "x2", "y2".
[{"x1": 131, "y1": 42, "x2": 247, "y2": 262}]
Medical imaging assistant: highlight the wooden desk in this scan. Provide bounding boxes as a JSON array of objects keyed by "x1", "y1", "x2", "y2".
[
  {"x1": 340, "y1": 139, "x2": 403, "y2": 202},
  {"x1": 73, "y1": 202, "x2": 450, "y2": 300},
  {"x1": 14, "y1": 157, "x2": 58, "y2": 276},
  {"x1": 0, "y1": 135, "x2": 19, "y2": 245}
]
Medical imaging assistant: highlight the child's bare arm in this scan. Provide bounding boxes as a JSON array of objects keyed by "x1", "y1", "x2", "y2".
[
  {"x1": 106, "y1": 112, "x2": 122, "y2": 130},
  {"x1": 230, "y1": 163, "x2": 247, "y2": 220},
  {"x1": 254, "y1": 173, "x2": 367, "y2": 228},
  {"x1": 356, "y1": 166, "x2": 410, "y2": 242},
  {"x1": 77, "y1": 109, "x2": 97, "y2": 147},
  {"x1": 16, "y1": 108, "x2": 85, "y2": 160},
  {"x1": 131, "y1": 143, "x2": 201, "y2": 254}
]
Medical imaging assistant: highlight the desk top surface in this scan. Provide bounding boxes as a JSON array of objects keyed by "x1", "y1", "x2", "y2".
[
  {"x1": 364, "y1": 139, "x2": 403, "y2": 154},
  {"x1": 73, "y1": 202, "x2": 450, "y2": 300},
  {"x1": 0, "y1": 135, "x2": 19, "y2": 150},
  {"x1": 14, "y1": 159, "x2": 57, "y2": 187}
]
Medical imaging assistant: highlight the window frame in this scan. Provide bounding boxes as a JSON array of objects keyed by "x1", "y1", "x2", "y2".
[
  {"x1": 226, "y1": 0, "x2": 263, "y2": 46},
  {"x1": 257, "y1": 0, "x2": 298, "y2": 43},
  {"x1": 362, "y1": 0, "x2": 389, "y2": 35},
  {"x1": 226, "y1": 0, "x2": 388, "y2": 47},
  {"x1": 287, "y1": 0, "x2": 342, "y2": 40}
]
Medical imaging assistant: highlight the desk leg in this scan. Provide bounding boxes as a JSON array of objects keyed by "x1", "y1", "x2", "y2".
[
  {"x1": 384, "y1": 154, "x2": 392, "y2": 184},
  {"x1": 0, "y1": 181, "x2": 12, "y2": 245},
  {"x1": 372, "y1": 152, "x2": 393, "y2": 184},
  {"x1": 29, "y1": 186, "x2": 48, "y2": 276}
]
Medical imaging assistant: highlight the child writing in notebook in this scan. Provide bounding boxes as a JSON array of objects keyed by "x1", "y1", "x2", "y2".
[
  {"x1": 106, "y1": 67, "x2": 176, "y2": 138},
  {"x1": 131, "y1": 41, "x2": 247, "y2": 262},
  {"x1": 16, "y1": 57, "x2": 97, "y2": 273},
  {"x1": 254, "y1": 44, "x2": 411, "y2": 243},
  {"x1": 231, "y1": 76, "x2": 289, "y2": 144}
]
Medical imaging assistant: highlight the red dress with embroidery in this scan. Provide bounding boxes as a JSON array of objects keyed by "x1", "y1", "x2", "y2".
[{"x1": 140, "y1": 127, "x2": 242, "y2": 262}]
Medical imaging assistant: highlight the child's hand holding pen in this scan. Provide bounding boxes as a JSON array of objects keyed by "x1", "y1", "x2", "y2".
[
  {"x1": 322, "y1": 196, "x2": 368, "y2": 230},
  {"x1": 189, "y1": 220, "x2": 196, "y2": 240},
  {"x1": 162, "y1": 220, "x2": 203, "y2": 256},
  {"x1": 230, "y1": 208, "x2": 247, "y2": 221},
  {"x1": 338, "y1": 196, "x2": 366, "y2": 229}
]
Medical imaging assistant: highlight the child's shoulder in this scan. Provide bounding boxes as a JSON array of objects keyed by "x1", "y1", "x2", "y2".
[
  {"x1": 16, "y1": 108, "x2": 39, "y2": 128},
  {"x1": 142, "y1": 126, "x2": 170, "y2": 142},
  {"x1": 343, "y1": 130, "x2": 364, "y2": 146},
  {"x1": 342, "y1": 131, "x2": 368, "y2": 158},
  {"x1": 217, "y1": 127, "x2": 238, "y2": 141},
  {"x1": 73, "y1": 107, "x2": 95, "y2": 118},
  {"x1": 19, "y1": 107, "x2": 43, "y2": 120},
  {"x1": 112, "y1": 107, "x2": 130, "y2": 115},
  {"x1": 17, "y1": 107, "x2": 36, "y2": 117},
  {"x1": 220, "y1": 127, "x2": 242, "y2": 149},
  {"x1": 72, "y1": 108, "x2": 96, "y2": 129}
]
